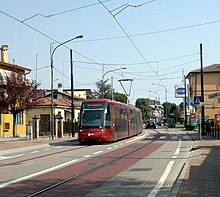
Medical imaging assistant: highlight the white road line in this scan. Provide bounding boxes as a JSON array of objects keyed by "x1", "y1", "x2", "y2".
[
  {"x1": 56, "y1": 146, "x2": 62, "y2": 149},
  {"x1": 148, "y1": 138, "x2": 182, "y2": 197},
  {"x1": 0, "y1": 159, "x2": 79, "y2": 189},
  {"x1": 114, "y1": 145, "x2": 118, "y2": 148},
  {"x1": 148, "y1": 160, "x2": 175, "y2": 197},
  {"x1": 107, "y1": 147, "x2": 112, "y2": 150},
  {"x1": 174, "y1": 147, "x2": 180, "y2": 156},
  {"x1": 159, "y1": 136, "x2": 166, "y2": 140},
  {"x1": 93, "y1": 151, "x2": 103, "y2": 155},
  {"x1": 0, "y1": 154, "x2": 23, "y2": 161},
  {"x1": 84, "y1": 155, "x2": 91, "y2": 158},
  {"x1": 44, "y1": 148, "x2": 50, "y2": 151},
  {"x1": 31, "y1": 151, "x2": 39, "y2": 154}
]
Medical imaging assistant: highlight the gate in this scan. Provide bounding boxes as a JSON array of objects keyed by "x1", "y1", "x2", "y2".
[{"x1": 39, "y1": 114, "x2": 50, "y2": 136}]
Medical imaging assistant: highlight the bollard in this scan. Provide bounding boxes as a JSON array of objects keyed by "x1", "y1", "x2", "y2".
[
  {"x1": 215, "y1": 126, "x2": 217, "y2": 139},
  {"x1": 218, "y1": 125, "x2": 220, "y2": 139}
]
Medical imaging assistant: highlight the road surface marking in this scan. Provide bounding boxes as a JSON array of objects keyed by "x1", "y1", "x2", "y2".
[
  {"x1": 93, "y1": 151, "x2": 103, "y2": 155},
  {"x1": 159, "y1": 136, "x2": 166, "y2": 140},
  {"x1": 0, "y1": 154, "x2": 23, "y2": 160},
  {"x1": 31, "y1": 151, "x2": 39, "y2": 154},
  {"x1": 0, "y1": 159, "x2": 79, "y2": 189},
  {"x1": 148, "y1": 160, "x2": 175, "y2": 197},
  {"x1": 56, "y1": 146, "x2": 62, "y2": 149}
]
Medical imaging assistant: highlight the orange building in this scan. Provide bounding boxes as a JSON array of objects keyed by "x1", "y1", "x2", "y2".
[{"x1": 186, "y1": 64, "x2": 220, "y2": 121}]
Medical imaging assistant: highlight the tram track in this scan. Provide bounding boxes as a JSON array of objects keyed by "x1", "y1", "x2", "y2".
[{"x1": 25, "y1": 130, "x2": 162, "y2": 197}]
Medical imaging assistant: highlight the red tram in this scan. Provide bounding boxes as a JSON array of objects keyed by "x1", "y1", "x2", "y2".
[{"x1": 78, "y1": 99, "x2": 143, "y2": 144}]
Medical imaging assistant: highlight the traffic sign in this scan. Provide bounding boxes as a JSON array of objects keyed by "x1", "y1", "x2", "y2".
[
  {"x1": 194, "y1": 96, "x2": 202, "y2": 105},
  {"x1": 199, "y1": 102, "x2": 212, "y2": 106},
  {"x1": 186, "y1": 97, "x2": 192, "y2": 104}
]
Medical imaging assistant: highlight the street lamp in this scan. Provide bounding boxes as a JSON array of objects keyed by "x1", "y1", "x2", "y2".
[
  {"x1": 50, "y1": 34, "x2": 83, "y2": 140},
  {"x1": 149, "y1": 90, "x2": 160, "y2": 101},
  {"x1": 101, "y1": 67, "x2": 126, "y2": 98},
  {"x1": 152, "y1": 83, "x2": 168, "y2": 119}
]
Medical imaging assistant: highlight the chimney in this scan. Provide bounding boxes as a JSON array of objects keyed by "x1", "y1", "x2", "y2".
[
  {"x1": 58, "y1": 83, "x2": 63, "y2": 92},
  {"x1": 0, "y1": 45, "x2": 9, "y2": 63}
]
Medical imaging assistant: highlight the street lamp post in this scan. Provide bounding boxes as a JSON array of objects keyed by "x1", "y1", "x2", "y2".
[
  {"x1": 50, "y1": 35, "x2": 83, "y2": 140},
  {"x1": 152, "y1": 83, "x2": 168, "y2": 119},
  {"x1": 101, "y1": 67, "x2": 126, "y2": 98},
  {"x1": 35, "y1": 53, "x2": 39, "y2": 83},
  {"x1": 149, "y1": 90, "x2": 160, "y2": 102}
]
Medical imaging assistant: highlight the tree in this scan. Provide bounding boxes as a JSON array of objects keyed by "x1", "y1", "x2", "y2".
[
  {"x1": 92, "y1": 79, "x2": 112, "y2": 99},
  {"x1": 135, "y1": 98, "x2": 150, "y2": 121},
  {"x1": 113, "y1": 92, "x2": 127, "y2": 103},
  {"x1": 163, "y1": 102, "x2": 181, "y2": 121},
  {"x1": 0, "y1": 71, "x2": 45, "y2": 137}
]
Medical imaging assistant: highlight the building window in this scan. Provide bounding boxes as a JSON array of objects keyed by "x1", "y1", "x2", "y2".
[
  {"x1": 4, "y1": 123, "x2": 10, "y2": 130},
  {"x1": 218, "y1": 77, "x2": 220, "y2": 86},
  {"x1": 0, "y1": 112, "x2": 1, "y2": 124},
  {"x1": 16, "y1": 112, "x2": 23, "y2": 124}
]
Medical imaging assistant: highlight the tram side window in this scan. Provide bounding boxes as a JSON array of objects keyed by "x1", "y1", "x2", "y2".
[
  {"x1": 115, "y1": 108, "x2": 128, "y2": 133},
  {"x1": 105, "y1": 103, "x2": 112, "y2": 128},
  {"x1": 130, "y1": 110, "x2": 137, "y2": 131}
]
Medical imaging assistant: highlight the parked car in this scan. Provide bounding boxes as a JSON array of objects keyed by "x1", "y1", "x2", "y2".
[{"x1": 145, "y1": 120, "x2": 156, "y2": 129}]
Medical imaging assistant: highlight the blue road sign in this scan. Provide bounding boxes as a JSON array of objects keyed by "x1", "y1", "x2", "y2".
[
  {"x1": 194, "y1": 96, "x2": 202, "y2": 104},
  {"x1": 186, "y1": 97, "x2": 192, "y2": 104}
]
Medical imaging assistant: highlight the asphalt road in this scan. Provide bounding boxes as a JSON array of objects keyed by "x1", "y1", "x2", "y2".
[{"x1": 0, "y1": 128, "x2": 193, "y2": 197}]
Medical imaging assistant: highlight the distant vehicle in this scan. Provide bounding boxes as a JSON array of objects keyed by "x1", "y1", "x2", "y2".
[
  {"x1": 145, "y1": 120, "x2": 156, "y2": 129},
  {"x1": 167, "y1": 118, "x2": 176, "y2": 128},
  {"x1": 78, "y1": 99, "x2": 143, "y2": 144}
]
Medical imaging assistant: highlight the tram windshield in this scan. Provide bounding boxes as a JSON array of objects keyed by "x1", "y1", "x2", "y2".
[{"x1": 79, "y1": 102, "x2": 111, "y2": 128}]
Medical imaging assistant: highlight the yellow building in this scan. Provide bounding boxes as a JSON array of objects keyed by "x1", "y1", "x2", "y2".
[
  {"x1": 186, "y1": 64, "x2": 220, "y2": 120},
  {"x1": 26, "y1": 88, "x2": 88, "y2": 138},
  {"x1": 0, "y1": 45, "x2": 31, "y2": 137}
]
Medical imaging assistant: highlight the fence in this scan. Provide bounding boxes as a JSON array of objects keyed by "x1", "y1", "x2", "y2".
[{"x1": 206, "y1": 124, "x2": 220, "y2": 139}]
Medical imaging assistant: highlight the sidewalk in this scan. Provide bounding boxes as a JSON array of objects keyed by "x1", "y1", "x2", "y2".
[{"x1": 177, "y1": 130, "x2": 220, "y2": 197}]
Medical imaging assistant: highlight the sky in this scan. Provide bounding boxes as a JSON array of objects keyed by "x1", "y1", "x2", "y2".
[{"x1": 1, "y1": 0, "x2": 220, "y2": 105}]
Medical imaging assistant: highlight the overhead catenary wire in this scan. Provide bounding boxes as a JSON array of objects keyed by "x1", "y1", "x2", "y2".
[
  {"x1": 98, "y1": 0, "x2": 160, "y2": 80},
  {"x1": 74, "y1": 53, "x2": 199, "y2": 67},
  {"x1": 0, "y1": 9, "x2": 129, "y2": 86},
  {"x1": 0, "y1": 10, "x2": 107, "y2": 68},
  {"x1": 21, "y1": 0, "x2": 114, "y2": 22},
  {"x1": 110, "y1": 0, "x2": 157, "y2": 16}
]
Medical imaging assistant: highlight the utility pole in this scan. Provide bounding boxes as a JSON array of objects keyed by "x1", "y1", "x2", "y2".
[
  {"x1": 200, "y1": 43, "x2": 205, "y2": 135},
  {"x1": 70, "y1": 49, "x2": 75, "y2": 137},
  {"x1": 184, "y1": 75, "x2": 187, "y2": 130}
]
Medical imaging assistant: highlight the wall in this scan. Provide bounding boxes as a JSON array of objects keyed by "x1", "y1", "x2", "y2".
[
  {"x1": 189, "y1": 72, "x2": 220, "y2": 119},
  {"x1": 0, "y1": 113, "x2": 27, "y2": 137}
]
